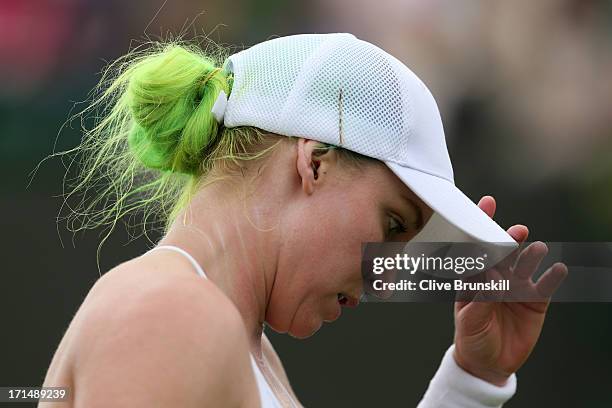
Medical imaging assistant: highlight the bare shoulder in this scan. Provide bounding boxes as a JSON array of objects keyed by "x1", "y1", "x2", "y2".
[
  {"x1": 76, "y1": 251, "x2": 246, "y2": 357},
  {"x1": 82, "y1": 251, "x2": 240, "y2": 331},
  {"x1": 58, "y1": 252, "x2": 259, "y2": 407}
]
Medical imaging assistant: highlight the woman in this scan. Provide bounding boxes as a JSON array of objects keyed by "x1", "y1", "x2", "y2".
[{"x1": 41, "y1": 33, "x2": 567, "y2": 407}]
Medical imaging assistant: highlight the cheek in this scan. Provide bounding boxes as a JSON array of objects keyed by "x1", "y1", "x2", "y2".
[
  {"x1": 267, "y1": 193, "x2": 382, "y2": 334},
  {"x1": 328, "y1": 200, "x2": 383, "y2": 255},
  {"x1": 305, "y1": 214, "x2": 371, "y2": 284},
  {"x1": 298, "y1": 196, "x2": 383, "y2": 286}
]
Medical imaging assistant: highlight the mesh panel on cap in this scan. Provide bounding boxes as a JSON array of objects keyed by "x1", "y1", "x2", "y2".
[
  {"x1": 222, "y1": 33, "x2": 452, "y2": 182},
  {"x1": 224, "y1": 34, "x2": 331, "y2": 131},
  {"x1": 282, "y1": 35, "x2": 410, "y2": 163}
]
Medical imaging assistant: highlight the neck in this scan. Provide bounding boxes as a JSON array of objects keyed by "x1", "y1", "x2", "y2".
[{"x1": 158, "y1": 180, "x2": 282, "y2": 358}]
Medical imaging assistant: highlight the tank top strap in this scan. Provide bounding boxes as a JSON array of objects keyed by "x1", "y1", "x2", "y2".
[
  {"x1": 249, "y1": 355, "x2": 283, "y2": 408},
  {"x1": 148, "y1": 245, "x2": 208, "y2": 279},
  {"x1": 146, "y1": 244, "x2": 288, "y2": 407}
]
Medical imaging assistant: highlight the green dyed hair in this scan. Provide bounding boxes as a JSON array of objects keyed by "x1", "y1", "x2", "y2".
[{"x1": 45, "y1": 38, "x2": 373, "y2": 267}]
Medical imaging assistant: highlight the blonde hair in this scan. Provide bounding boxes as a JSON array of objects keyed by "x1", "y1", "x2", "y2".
[{"x1": 45, "y1": 37, "x2": 374, "y2": 267}]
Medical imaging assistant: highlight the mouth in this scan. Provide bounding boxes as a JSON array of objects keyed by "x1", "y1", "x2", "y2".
[{"x1": 337, "y1": 293, "x2": 359, "y2": 308}]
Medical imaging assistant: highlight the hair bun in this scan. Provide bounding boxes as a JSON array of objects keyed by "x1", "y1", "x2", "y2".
[{"x1": 125, "y1": 45, "x2": 229, "y2": 174}]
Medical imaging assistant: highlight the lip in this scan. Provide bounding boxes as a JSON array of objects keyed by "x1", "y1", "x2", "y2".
[
  {"x1": 338, "y1": 292, "x2": 360, "y2": 308},
  {"x1": 344, "y1": 294, "x2": 360, "y2": 308}
]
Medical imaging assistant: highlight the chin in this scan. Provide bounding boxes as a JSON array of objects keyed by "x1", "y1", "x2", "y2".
[
  {"x1": 288, "y1": 317, "x2": 323, "y2": 339},
  {"x1": 265, "y1": 311, "x2": 321, "y2": 339}
]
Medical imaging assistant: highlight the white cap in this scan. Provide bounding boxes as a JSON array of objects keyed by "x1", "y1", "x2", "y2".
[{"x1": 213, "y1": 33, "x2": 517, "y2": 250}]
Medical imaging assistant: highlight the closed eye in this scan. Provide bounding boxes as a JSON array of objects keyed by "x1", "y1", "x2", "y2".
[{"x1": 387, "y1": 214, "x2": 407, "y2": 236}]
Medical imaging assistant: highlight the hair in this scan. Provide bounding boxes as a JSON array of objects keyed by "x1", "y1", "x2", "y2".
[{"x1": 45, "y1": 36, "x2": 374, "y2": 267}]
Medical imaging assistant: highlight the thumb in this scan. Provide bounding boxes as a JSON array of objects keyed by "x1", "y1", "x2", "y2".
[{"x1": 456, "y1": 294, "x2": 494, "y2": 335}]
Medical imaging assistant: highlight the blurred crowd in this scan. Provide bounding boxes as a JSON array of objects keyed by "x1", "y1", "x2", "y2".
[{"x1": 1, "y1": 0, "x2": 611, "y2": 235}]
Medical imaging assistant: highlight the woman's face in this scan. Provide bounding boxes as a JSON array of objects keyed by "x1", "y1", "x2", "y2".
[{"x1": 266, "y1": 140, "x2": 433, "y2": 338}]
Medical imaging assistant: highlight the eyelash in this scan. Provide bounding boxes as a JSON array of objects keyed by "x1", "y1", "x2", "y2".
[{"x1": 388, "y1": 214, "x2": 407, "y2": 235}]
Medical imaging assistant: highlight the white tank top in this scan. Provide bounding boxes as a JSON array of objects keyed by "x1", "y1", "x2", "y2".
[{"x1": 148, "y1": 245, "x2": 291, "y2": 408}]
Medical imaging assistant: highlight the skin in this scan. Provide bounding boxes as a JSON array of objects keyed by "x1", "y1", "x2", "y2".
[
  {"x1": 454, "y1": 197, "x2": 568, "y2": 385},
  {"x1": 40, "y1": 137, "x2": 567, "y2": 406}
]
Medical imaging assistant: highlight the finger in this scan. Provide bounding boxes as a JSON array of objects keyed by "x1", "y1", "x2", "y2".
[
  {"x1": 455, "y1": 273, "x2": 485, "y2": 305},
  {"x1": 507, "y1": 224, "x2": 529, "y2": 243},
  {"x1": 536, "y1": 262, "x2": 568, "y2": 298},
  {"x1": 493, "y1": 224, "x2": 530, "y2": 272},
  {"x1": 477, "y1": 195, "x2": 496, "y2": 218},
  {"x1": 478, "y1": 267, "x2": 506, "y2": 301},
  {"x1": 490, "y1": 268, "x2": 507, "y2": 301},
  {"x1": 514, "y1": 241, "x2": 549, "y2": 280}
]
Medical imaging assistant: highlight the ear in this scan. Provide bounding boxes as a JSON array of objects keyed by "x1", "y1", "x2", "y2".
[
  {"x1": 297, "y1": 138, "x2": 337, "y2": 194},
  {"x1": 296, "y1": 138, "x2": 338, "y2": 194},
  {"x1": 296, "y1": 138, "x2": 324, "y2": 195}
]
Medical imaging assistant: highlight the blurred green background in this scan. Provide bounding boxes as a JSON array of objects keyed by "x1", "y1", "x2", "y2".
[{"x1": 1, "y1": 0, "x2": 611, "y2": 406}]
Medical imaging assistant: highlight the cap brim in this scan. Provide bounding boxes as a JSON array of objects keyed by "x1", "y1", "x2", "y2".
[{"x1": 385, "y1": 162, "x2": 518, "y2": 255}]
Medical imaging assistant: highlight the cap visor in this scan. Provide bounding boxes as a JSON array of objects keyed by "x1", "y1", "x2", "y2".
[{"x1": 385, "y1": 162, "x2": 518, "y2": 250}]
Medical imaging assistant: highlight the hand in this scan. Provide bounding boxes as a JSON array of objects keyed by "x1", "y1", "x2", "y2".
[{"x1": 452, "y1": 196, "x2": 568, "y2": 386}]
